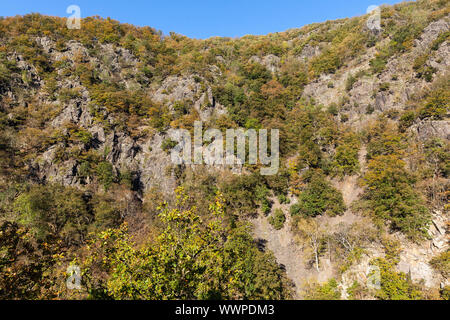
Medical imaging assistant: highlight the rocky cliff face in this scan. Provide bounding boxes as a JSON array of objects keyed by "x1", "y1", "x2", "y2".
[
  {"x1": 19, "y1": 16, "x2": 448, "y2": 195},
  {"x1": 10, "y1": 36, "x2": 235, "y2": 197},
  {"x1": 303, "y1": 17, "x2": 450, "y2": 125},
  {"x1": 3, "y1": 13, "x2": 448, "y2": 195}
]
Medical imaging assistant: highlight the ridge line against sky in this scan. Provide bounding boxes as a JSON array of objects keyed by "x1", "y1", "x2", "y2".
[{"x1": 2, "y1": 0, "x2": 408, "y2": 39}]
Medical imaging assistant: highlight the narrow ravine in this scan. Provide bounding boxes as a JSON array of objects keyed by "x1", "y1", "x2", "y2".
[
  {"x1": 252, "y1": 145, "x2": 369, "y2": 299},
  {"x1": 252, "y1": 212, "x2": 307, "y2": 299}
]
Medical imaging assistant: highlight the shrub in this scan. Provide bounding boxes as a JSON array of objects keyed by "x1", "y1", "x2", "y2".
[
  {"x1": 363, "y1": 155, "x2": 430, "y2": 240},
  {"x1": 370, "y1": 21, "x2": 426, "y2": 74},
  {"x1": 161, "y1": 138, "x2": 178, "y2": 153},
  {"x1": 290, "y1": 203, "x2": 302, "y2": 216},
  {"x1": 340, "y1": 114, "x2": 349, "y2": 123},
  {"x1": 430, "y1": 251, "x2": 450, "y2": 278},
  {"x1": 220, "y1": 173, "x2": 263, "y2": 217},
  {"x1": 346, "y1": 281, "x2": 369, "y2": 300},
  {"x1": 431, "y1": 31, "x2": 450, "y2": 51},
  {"x1": 0, "y1": 62, "x2": 11, "y2": 93},
  {"x1": 333, "y1": 132, "x2": 360, "y2": 176},
  {"x1": 78, "y1": 189, "x2": 293, "y2": 300},
  {"x1": 255, "y1": 185, "x2": 272, "y2": 215},
  {"x1": 310, "y1": 49, "x2": 341, "y2": 76},
  {"x1": 96, "y1": 161, "x2": 115, "y2": 190},
  {"x1": 371, "y1": 257, "x2": 423, "y2": 300},
  {"x1": 240, "y1": 62, "x2": 272, "y2": 81},
  {"x1": 345, "y1": 73, "x2": 357, "y2": 92},
  {"x1": 278, "y1": 194, "x2": 290, "y2": 204},
  {"x1": 65, "y1": 124, "x2": 93, "y2": 145},
  {"x1": 13, "y1": 184, "x2": 90, "y2": 243},
  {"x1": 91, "y1": 194, "x2": 123, "y2": 231},
  {"x1": 370, "y1": 56, "x2": 387, "y2": 74},
  {"x1": 327, "y1": 103, "x2": 339, "y2": 116},
  {"x1": 413, "y1": 53, "x2": 437, "y2": 82},
  {"x1": 293, "y1": 174, "x2": 346, "y2": 217},
  {"x1": 418, "y1": 88, "x2": 449, "y2": 120},
  {"x1": 304, "y1": 278, "x2": 341, "y2": 300},
  {"x1": 365, "y1": 120, "x2": 406, "y2": 159},
  {"x1": 268, "y1": 209, "x2": 286, "y2": 230},
  {"x1": 58, "y1": 88, "x2": 82, "y2": 103},
  {"x1": 441, "y1": 286, "x2": 450, "y2": 300},
  {"x1": 398, "y1": 111, "x2": 416, "y2": 132}
]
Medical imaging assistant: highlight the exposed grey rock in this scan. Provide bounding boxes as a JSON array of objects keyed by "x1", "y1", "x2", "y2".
[
  {"x1": 302, "y1": 15, "x2": 450, "y2": 127},
  {"x1": 300, "y1": 44, "x2": 320, "y2": 59},
  {"x1": 249, "y1": 54, "x2": 281, "y2": 73},
  {"x1": 410, "y1": 120, "x2": 450, "y2": 141},
  {"x1": 261, "y1": 54, "x2": 281, "y2": 73},
  {"x1": 414, "y1": 18, "x2": 450, "y2": 53},
  {"x1": 153, "y1": 75, "x2": 203, "y2": 105}
]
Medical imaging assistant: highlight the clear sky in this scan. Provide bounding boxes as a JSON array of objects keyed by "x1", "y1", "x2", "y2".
[{"x1": 2, "y1": 0, "x2": 407, "y2": 39}]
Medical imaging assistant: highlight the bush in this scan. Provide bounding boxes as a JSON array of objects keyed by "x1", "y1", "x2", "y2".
[
  {"x1": 345, "y1": 74, "x2": 357, "y2": 92},
  {"x1": 278, "y1": 194, "x2": 290, "y2": 204},
  {"x1": 327, "y1": 103, "x2": 339, "y2": 116},
  {"x1": 268, "y1": 209, "x2": 286, "y2": 230},
  {"x1": 220, "y1": 173, "x2": 263, "y2": 217},
  {"x1": 310, "y1": 49, "x2": 341, "y2": 76},
  {"x1": 13, "y1": 184, "x2": 91, "y2": 243},
  {"x1": 363, "y1": 155, "x2": 430, "y2": 240},
  {"x1": 78, "y1": 189, "x2": 293, "y2": 300},
  {"x1": 398, "y1": 111, "x2": 416, "y2": 132},
  {"x1": 366, "y1": 104, "x2": 375, "y2": 114},
  {"x1": 413, "y1": 54, "x2": 436, "y2": 82},
  {"x1": 304, "y1": 278, "x2": 341, "y2": 300},
  {"x1": 58, "y1": 88, "x2": 82, "y2": 103},
  {"x1": 91, "y1": 194, "x2": 123, "y2": 231},
  {"x1": 441, "y1": 286, "x2": 450, "y2": 300},
  {"x1": 290, "y1": 203, "x2": 302, "y2": 216},
  {"x1": 371, "y1": 257, "x2": 423, "y2": 300},
  {"x1": 293, "y1": 174, "x2": 346, "y2": 217},
  {"x1": 96, "y1": 161, "x2": 115, "y2": 190},
  {"x1": 370, "y1": 21, "x2": 426, "y2": 74},
  {"x1": 365, "y1": 120, "x2": 406, "y2": 160},
  {"x1": 418, "y1": 88, "x2": 449, "y2": 120},
  {"x1": 255, "y1": 185, "x2": 272, "y2": 215},
  {"x1": 161, "y1": 138, "x2": 178, "y2": 153},
  {"x1": 65, "y1": 124, "x2": 93, "y2": 145},
  {"x1": 90, "y1": 84, "x2": 152, "y2": 116},
  {"x1": 431, "y1": 31, "x2": 450, "y2": 51},
  {"x1": 240, "y1": 63, "x2": 272, "y2": 81},
  {"x1": 0, "y1": 63, "x2": 11, "y2": 93},
  {"x1": 430, "y1": 251, "x2": 450, "y2": 278},
  {"x1": 333, "y1": 132, "x2": 360, "y2": 176},
  {"x1": 346, "y1": 281, "x2": 369, "y2": 300}
]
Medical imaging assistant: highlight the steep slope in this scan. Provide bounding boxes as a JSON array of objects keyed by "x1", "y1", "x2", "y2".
[{"x1": 0, "y1": 0, "x2": 449, "y2": 300}]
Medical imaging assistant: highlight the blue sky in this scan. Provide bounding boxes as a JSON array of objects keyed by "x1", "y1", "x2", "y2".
[{"x1": 2, "y1": 0, "x2": 406, "y2": 39}]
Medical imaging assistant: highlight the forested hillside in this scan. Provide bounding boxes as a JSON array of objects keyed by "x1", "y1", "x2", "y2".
[{"x1": 0, "y1": 0, "x2": 449, "y2": 300}]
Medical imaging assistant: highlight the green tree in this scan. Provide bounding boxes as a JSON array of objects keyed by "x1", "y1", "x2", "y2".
[
  {"x1": 293, "y1": 174, "x2": 346, "y2": 217},
  {"x1": 77, "y1": 188, "x2": 292, "y2": 300},
  {"x1": 96, "y1": 161, "x2": 115, "y2": 190},
  {"x1": 13, "y1": 184, "x2": 91, "y2": 244},
  {"x1": 363, "y1": 155, "x2": 430, "y2": 240},
  {"x1": 332, "y1": 132, "x2": 360, "y2": 176}
]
